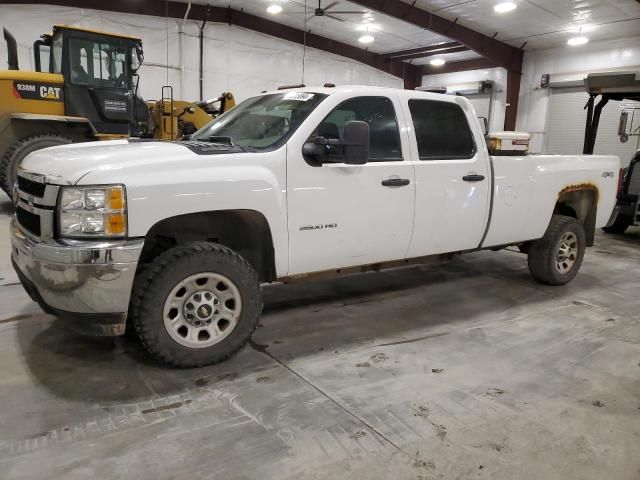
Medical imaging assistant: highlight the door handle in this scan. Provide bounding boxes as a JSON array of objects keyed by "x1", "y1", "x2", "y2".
[
  {"x1": 462, "y1": 174, "x2": 485, "y2": 182},
  {"x1": 381, "y1": 178, "x2": 411, "y2": 187}
]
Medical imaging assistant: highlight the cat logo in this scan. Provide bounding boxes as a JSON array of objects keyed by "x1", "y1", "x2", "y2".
[
  {"x1": 40, "y1": 86, "x2": 61, "y2": 100},
  {"x1": 13, "y1": 81, "x2": 64, "y2": 102}
]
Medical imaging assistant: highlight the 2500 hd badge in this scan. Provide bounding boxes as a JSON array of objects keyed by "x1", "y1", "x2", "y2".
[{"x1": 299, "y1": 223, "x2": 338, "y2": 231}]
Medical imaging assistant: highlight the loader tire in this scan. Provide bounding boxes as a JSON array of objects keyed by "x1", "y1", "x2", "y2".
[{"x1": 0, "y1": 134, "x2": 72, "y2": 197}]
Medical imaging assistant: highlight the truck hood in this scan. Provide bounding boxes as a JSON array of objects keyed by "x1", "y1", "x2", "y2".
[{"x1": 20, "y1": 140, "x2": 202, "y2": 184}]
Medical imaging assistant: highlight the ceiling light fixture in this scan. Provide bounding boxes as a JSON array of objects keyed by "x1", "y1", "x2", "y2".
[
  {"x1": 567, "y1": 36, "x2": 589, "y2": 46},
  {"x1": 430, "y1": 58, "x2": 446, "y2": 66},
  {"x1": 494, "y1": 2, "x2": 517, "y2": 13},
  {"x1": 356, "y1": 23, "x2": 379, "y2": 32},
  {"x1": 358, "y1": 34, "x2": 375, "y2": 44},
  {"x1": 568, "y1": 23, "x2": 594, "y2": 33},
  {"x1": 266, "y1": 4, "x2": 283, "y2": 14}
]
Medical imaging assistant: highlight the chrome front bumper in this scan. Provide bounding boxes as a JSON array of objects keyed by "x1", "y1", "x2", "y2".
[{"x1": 10, "y1": 219, "x2": 144, "y2": 335}]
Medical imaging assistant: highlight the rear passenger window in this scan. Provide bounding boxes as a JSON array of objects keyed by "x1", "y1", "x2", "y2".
[
  {"x1": 310, "y1": 96, "x2": 403, "y2": 162},
  {"x1": 409, "y1": 100, "x2": 476, "y2": 160}
]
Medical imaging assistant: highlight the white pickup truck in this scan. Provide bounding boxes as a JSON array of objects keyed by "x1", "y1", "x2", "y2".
[{"x1": 11, "y1": 85, "x2": 619, "y2": 367}]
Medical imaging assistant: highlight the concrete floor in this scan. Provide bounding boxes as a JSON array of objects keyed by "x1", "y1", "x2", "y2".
[{"x1": 0, "y1": 196, "x2": 638, "y2": 480}]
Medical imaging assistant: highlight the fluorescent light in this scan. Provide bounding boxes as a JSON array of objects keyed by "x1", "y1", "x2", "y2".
[
  {"x1": 568, "y1": 36, "x2": 589, "y2": 46},
  {"x1": 430, "y1": 58, "x2": 446, "y2": 66},
  {"x1": 358, "y1": 34, "x2": 375, "y2": 44},
  {"x1": 267, "y1": 4, "x2": 283, "y2": 14},
  {"x1": 494, "y1": 2, "x2": 517, "y2": 13},
  {"x1": 568, "y1": 24, "x2": 594, "y2": 33},
  {"x1": 362, "y1": 12, "x2": 375, "y2": 23},
  {"x1": 356, "y1": 23, "x2": 379, "y2": 31}
]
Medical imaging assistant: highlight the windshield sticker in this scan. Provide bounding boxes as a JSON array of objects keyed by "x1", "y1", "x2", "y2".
[{"x1": 283, "y1": 92, "x2": 315, "y2": 102}]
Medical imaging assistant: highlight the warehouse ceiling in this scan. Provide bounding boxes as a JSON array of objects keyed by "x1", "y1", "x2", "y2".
[
  {"x1": 188, "y1": 0, "x2": 639, "y2": 61},
  {"x1": 407, "y1": 0, "x2": 640, "y2": 49},
  {"x1": 195, "y1": 0, "x2": 466, "y2": 54}
]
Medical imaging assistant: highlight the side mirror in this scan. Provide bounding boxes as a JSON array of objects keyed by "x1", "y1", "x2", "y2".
[
  {"x1": 302, "y1": 139, "x2": 327, "y2": 159},
  {"x1": 343, "y1": 120, "x2": 369, "y2": 165},
  {"x1": 302, "y1": 120, "x2": 370, "y2": 165},
  {"x1": 132, "y1": 45, "x2": 144, "y2": 73},
  {"x1": 618, "y1": 111, "x2": 629, "y2": 143}
]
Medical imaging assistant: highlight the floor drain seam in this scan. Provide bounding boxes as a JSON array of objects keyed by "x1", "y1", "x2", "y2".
[{"x1": 248, "y1": 340, "x2": 402, "y2": 451}]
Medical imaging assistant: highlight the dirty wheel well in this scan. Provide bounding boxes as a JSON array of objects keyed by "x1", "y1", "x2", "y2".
[
  {"x1": 554, "y1": 188, "x2": 598, "y2": 246},
  {"x1": 138, "y1": 210, "x2": 276, "y2": 282}
]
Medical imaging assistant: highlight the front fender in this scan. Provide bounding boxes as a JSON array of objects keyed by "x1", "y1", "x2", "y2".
[{"x1": 78, "y1": 150, "x2": 289, "y2": 276}]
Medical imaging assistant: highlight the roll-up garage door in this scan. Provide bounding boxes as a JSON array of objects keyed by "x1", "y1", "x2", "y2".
[{"x1": 546, "y1": 87, "x2": 640, "y2": 166}]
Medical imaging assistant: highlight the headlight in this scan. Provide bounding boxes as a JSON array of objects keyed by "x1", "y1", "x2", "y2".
[{"x1": 58, "y1": 185, "x2": 127, "y2": 237}]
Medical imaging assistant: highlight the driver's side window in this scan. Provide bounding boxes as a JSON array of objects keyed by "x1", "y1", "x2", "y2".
[{"x1": 309, "y1": 96, "x2": 403, "y2": 162}]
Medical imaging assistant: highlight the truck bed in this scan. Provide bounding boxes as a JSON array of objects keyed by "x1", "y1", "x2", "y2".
[{"x1": 482, "y1": 153, "x2": 620, "y2": 247}]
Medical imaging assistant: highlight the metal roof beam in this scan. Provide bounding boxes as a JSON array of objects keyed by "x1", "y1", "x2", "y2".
[
  {"x1": 351, "y1": 0, "x2": 523, "y2": 72},
  {"x1": 384, "y1": 41, "x2": 462, "y2": 58},
  {"x1": 3, "y1": 0, "x2": 421, "y2": 86},
  {"x1": 393, "y1": 46, "x2": 470, "y2": 61}
]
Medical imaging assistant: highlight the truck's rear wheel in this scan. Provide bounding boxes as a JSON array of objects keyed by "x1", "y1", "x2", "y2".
[
  {"x1": 0, "y1": 134, "x2": 72, "y2": 196},
  {"x1": 527, "y1": 215, "x2": 586, "y2": 285},
  {"x1": 130, "y1": 242, "x2": 262, "y2": 368},
  {"x1": 602, "y1": 215, "x2": 632, "y2": 234}
]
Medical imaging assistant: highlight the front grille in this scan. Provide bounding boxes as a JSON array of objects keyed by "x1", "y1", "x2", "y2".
[
  {"x1": 16, "y1": 206, "x2": 41, "y2": 237},
  {"x1": 17, "y1": 176, "x2": 46, "y2": 197}
]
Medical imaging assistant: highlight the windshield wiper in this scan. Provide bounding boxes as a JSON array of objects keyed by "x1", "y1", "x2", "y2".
[
  {"x1": 206, "y1": 135, "x2": 235, "y2": 146},
  {"x1": 186, "y1": 135, "x2": 246, "y2": 152}
]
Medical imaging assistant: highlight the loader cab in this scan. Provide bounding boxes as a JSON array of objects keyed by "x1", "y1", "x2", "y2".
[{"x1": 36, "y1": 25, "x2": 148, "y2": 136}]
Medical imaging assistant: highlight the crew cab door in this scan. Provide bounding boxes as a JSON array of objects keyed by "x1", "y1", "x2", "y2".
[
  {"x1": 286, "y1": 94, "x2": 415, "y2": 276},
  {"x1": 403, "y1": 97, "x2": 491, "y2": 256}
]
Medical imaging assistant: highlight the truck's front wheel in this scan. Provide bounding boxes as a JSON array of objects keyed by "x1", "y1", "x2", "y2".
[
  {"x1": 527, "y1": 215, "x2": 586, "y2": 286},
  {"x1": 131, "y1": 242, "x2": 262, "y2": 368}
]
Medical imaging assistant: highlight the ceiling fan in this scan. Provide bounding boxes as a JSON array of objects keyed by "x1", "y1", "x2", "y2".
[{"x1": 292, "y1": 0, "x2": 369, "y2": 23}]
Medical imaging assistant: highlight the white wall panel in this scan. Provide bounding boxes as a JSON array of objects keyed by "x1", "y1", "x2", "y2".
[
  {"x1": 418, "y1": 36, "x2": 640, "y2": 160},
  {"x1": 0, "y1": 4, "x2": 401, "y2": 105},
  {"x1": 516, "y1": 36, "x2": 640, "y2": 152},
  {"x1": 421, "y1": 67, "x2": 507, "y2": 132},
  {"x1": 546, "y1": 87, "x2": 640, "y2": 165}
]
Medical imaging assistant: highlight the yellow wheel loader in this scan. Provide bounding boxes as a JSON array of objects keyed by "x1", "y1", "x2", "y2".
[{"x1": 0, "y1": 25, "x2": 235, "y2": 196}]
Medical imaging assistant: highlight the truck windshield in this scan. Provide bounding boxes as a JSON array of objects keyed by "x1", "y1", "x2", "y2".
[{"x1": 191, "y1": 92, "x2": 327, "y2": 150}]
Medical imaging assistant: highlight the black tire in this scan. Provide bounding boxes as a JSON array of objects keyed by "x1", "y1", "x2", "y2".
[
  {"x1": 130, "y1": 242, "x2": 262, "y2": 368},
  {"x1": 527, "y1": 215, "x2": 586, "y2": 286},
  {"x1": 0, "y1": 134, "x2": 72, "y2": 196},
  {"x1": 602, "y1": 215, "x2": 632, "y2": 234}
]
